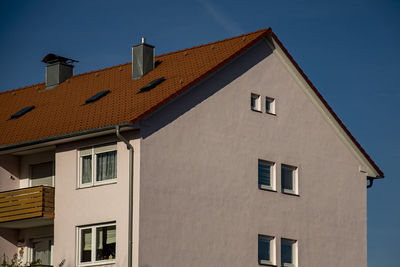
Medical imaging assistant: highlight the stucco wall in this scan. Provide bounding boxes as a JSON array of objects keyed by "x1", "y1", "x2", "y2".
[
  {"x1": 53, "y1": 132, "x2": 140, "y2": 267},
  {"x1": 0, "y1": 155, "x2": 20, "y2": 259},
  {"x1": 0, "y1": 155, "x2": 20, "y2": 191},
  {"x1": 138, "y1": 40, "x2": 367, "y2": 267}
]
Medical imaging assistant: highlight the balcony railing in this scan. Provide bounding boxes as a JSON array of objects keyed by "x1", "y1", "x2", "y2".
[{"x1": 0, "y1": 186, "x2": 54, "y2": 223}]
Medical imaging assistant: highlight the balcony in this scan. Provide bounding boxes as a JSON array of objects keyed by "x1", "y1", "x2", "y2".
[{"x1": 0, "y1": 186, "x2": 54, "y2": 228}]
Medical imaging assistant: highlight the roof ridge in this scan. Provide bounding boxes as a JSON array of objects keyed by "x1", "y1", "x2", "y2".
[
  {"x1": 158, "y1": 28, "x2": 271, "y2": 58},
  {"x1": 0, "y1": 28, "x2": 271, "y2": 94},
  {"x1": 68, "y1": 28, "x2": 270, "y2": 81}
]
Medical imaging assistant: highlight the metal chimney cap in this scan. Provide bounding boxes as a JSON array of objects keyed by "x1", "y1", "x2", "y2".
[
  {"x1": 141, "y1": 37, "x2": 146, "y2": 44},
  {"x1": 41, "y1": 53, "x2": 78, "y2": 65}
]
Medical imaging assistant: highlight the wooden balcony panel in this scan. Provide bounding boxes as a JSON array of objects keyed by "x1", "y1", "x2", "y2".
[{"x1": 0, "y1": 186, "x2": 55, "y2": 223}]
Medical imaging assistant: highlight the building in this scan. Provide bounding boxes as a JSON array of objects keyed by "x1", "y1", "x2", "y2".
[{"x1": 0, "y1": 28, "x2": 383, "y2": 267}]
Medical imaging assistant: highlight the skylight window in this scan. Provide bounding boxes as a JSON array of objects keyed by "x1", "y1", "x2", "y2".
[
  {"x1": 137, "y1": 77, "x2": 166, "y2": 94},
  {"x1": 9, "y1": 106, "x2": 35, "y2": 120},
  {"x1": 84, "y1": 90, "x2": 110, "y2": 105}
]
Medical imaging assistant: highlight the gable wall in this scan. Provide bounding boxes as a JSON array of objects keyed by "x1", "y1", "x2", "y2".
[{"x1": 138, "y1": 39, "x2": 367, "y2": 266}]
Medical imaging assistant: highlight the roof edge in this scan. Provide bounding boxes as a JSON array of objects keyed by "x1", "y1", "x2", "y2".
[
  {"x1": 269, "y1": 32, "x2": 384, "y2": 178},
  {"x1": 130, "y1": 28, "x2": 272, "y2": 125},
  {"x1": 0, "y1": 122, "x2": 135, "y2": 153}
]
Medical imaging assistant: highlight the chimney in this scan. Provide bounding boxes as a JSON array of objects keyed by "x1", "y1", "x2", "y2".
[
  {"x1": 132, "y1": 37, "x2": 155, "y2": 80},
  {"x1": 42, "y1": 54, "x2": 78, "y2": 88}
]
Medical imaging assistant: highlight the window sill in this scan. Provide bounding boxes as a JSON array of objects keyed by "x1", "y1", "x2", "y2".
[
  {"x1": 77, "y1": 180, "x2": 117, "y2": 190},
  {"x1": 79, "y1": 260, "x2": 115, "y2": 267},
  {"x1": 259, "y1": 261, "x2": 277, "y2": 266},
  {"x1": 258, "y1": 185, "x2": 277, "y2": 192},
  {"x1": 251, "y1": 108, "x2": 262, "y2": 113},
  {"x1": 282, "y1": 190, "x2": 299, "y2": 197},
  {"x1": 265, "y1": 111, "x2": 276, "y2": 116}
]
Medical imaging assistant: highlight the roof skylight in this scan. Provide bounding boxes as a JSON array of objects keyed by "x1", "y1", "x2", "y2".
[
  {"x1": 9, "y1": 106, "x2": 35, "y2": 120},
  {"x1": 137, "y1": 77, "x2": 166, "y2": 94},
  {"x1": 84, "y1": 90, "x2": 110, "y2": 105}
]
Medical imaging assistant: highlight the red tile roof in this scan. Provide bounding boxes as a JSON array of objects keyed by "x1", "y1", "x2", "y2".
[{"x1": 0, "y1": 28, "x2": 383, "y2": 177}]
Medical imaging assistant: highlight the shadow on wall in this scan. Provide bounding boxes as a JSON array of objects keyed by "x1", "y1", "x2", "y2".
[
  {"x1": 139, "y1": 41, "x2": 272, "y2": 140},
  {"x1": 0, "y1": 228, "x2": 19, "y2": 251},
  {"x1": 0, "y1": 155, "x2": 20, "y2": 187}
]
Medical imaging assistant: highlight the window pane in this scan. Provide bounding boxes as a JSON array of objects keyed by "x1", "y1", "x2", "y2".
[
  {"x1": 81, "y1": 155, "x2": 92, "y2": 184},
  {"x1": 31, "y1": 161, "x2": 54, "y2": 186},
  {"x1": 251, "y1": 96, "x2": 256, "y2": 109},
  {"x1": 81, "y1": 229, "x2": 92, "y2": 263},
  {"x1": 258, "y1": 235, "x2": 271, "y2": 263},
  {"x1": 251, "y1": 94, "x2": 260, "y2": 110},
  {"x1": 32, "y1": 239, "x2": 52, "y2": 265},
  {"x1": 265, "y1": 99, "x2": 271, "y2": 113},
  {"x1": 281, "y1": 239, "x2": 293, "y2": 265},
  {"x1": 258, "y1": 160, "x2": 271, "y2": 187},
  {"x1": 96, "y1": 225, "x2": 116, "y2": 261},
  {"x1": 282, "y1": 166, "x2": 293, "y2": 191},
  {"x1": 96, "y1": 151, "x2": 117, "y2": 181}
]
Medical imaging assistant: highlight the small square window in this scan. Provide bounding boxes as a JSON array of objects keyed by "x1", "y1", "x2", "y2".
[
  {"x1": 258, "y1": 235, "x2": 275, "y2": 265},
  {"x1": 251, "y1": 93, "x2": 261, "y2": 112},
  {"x1": 78, "y1": 223, "x2": 116, "y2": 266},
  {"x1": 79, "y1": 143, "x2": 117, "y2": 188},
  {"x1": 258, "y1": 160, "x2": 275, "y2": 191},
  {"x1": 281, "y1": 238, "x2": 297, "y2": 267},
  {"x1": 281, "y1": 164, "x2": 298, "y2": 195},
  {"x1": 265, "y1": 97, "x2": 275, "y2": 114}
]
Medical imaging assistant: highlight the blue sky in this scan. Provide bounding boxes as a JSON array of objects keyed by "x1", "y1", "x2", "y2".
[{"x1": 0, "y1": 0, "x2": 399, "y2": 265}]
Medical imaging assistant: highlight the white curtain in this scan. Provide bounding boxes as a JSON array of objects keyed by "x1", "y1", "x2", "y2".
[
  {"x1": 81, "y1": 155, "x2": 92, "y2": 184},
  {"x1": 96, "y1": 151, "x2": 116, "y2": 181}
]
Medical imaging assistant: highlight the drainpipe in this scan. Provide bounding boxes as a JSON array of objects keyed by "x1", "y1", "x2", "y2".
[
  {"x1": 367, "y1": 177, "x2": 374, "y2": 189},
  {"x1": 115, "y1": 125, "x2": 134, "y2": 267}
]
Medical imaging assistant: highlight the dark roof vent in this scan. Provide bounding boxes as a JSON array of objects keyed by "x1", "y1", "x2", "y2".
[
  {"x1": 137, "y1": 77, "x2": 166, "y2": 94},
  {"x1": 9, "y1": 106, "x2": 35, "y2": 120},
  {"x1": 42, "y1": 53, "x2": 78, "y2": 88},
  {"x1": 84, "y1": 90, "x2": 111, "y2": 105}
]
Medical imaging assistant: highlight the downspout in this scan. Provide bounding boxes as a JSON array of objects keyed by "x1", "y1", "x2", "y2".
[
  {"x1": 115, "y1": 125, "x2": 134, "y2": 267},
  {"x1": 367, "y1": 177, "x2": 374, "y2": 189}
]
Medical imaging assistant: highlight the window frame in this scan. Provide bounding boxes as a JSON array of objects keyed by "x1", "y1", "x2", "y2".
[
  {"x1": 281, "y1": 164, "x2": 298, "y2": 195},
  {"x1": 281, "y1": 238, "x2": 298, "y2": 267},
  {"x1": 78, "y1": 143, "x2": 117, "y2": 188},
  {"x1": 258, "y1": 234, "x2": 276, "y2": 266},
  {"x1": 77, "y1": 222, "x2": 116, "y2": 266},
  {"x1": 251, "y1": 93, "x2": 261, "y2": 112},
  {"x1": 265, "y1": 97, "x2": 276, "y2": 115},
  {"x1": 258, "y1": 159, "x2": 276, "y2": 191}
]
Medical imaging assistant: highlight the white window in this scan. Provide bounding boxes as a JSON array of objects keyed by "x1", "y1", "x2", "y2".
[
  {"x1": 258, "y1": 159, "x2": 275, "y2": 191},
  {"x1": 265, "y1": 97, "x2": 275, "y2": 114},
  {"x1": 251, "y1": 93, "x2": 261, "y2": 111},
  {"x1": 79, "y1": 143, "x2": 117, "y2": 188},
  {"x1": 281, "y1": 238, "x2": 297, "y2": 267},
  {"x1": 258, "y1": 234, "x2": 276, "y2": 265},
  {"x1": 281, "y1": 164, "x2": 298, "y2": 195},
  {"x1": 77, "y1": 223, "x2": 116, "y2": 266}
]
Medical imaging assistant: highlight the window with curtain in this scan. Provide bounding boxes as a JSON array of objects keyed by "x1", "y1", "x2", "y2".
[
  {"x1": 32, "y1": 238, "x2": 53, "y2": 265},
  {"x1": 79, "y1": 143, "x2": 117, "y2": 188},
  {"x1": 78, "y1": 223, "x2": 116, "y2": 265}
]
